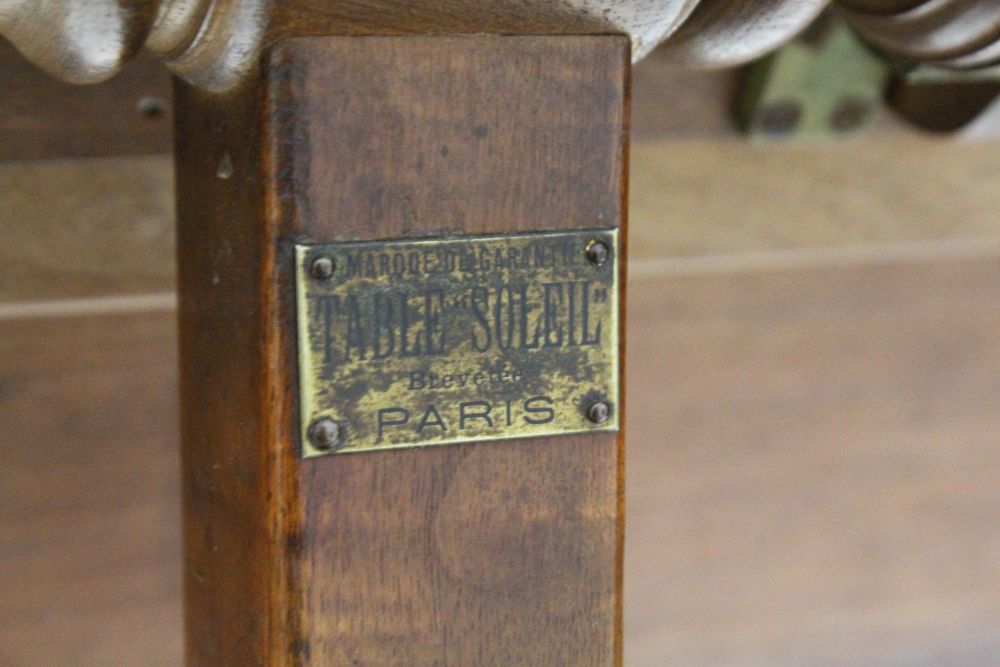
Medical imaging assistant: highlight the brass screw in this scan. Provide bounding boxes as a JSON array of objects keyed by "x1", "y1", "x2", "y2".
[
  {"x1": 586, "y1": 239, "x2": 610, "y2": 267},
  {"x1": 310, "y1": 255, "x2": 335, "y2": 280},
  {"x1": 586, "y1": 401, "x2": 611, "y2": 424},
  {"x1": 308, "y1": 417, "x2": 340, "y2": 451}
]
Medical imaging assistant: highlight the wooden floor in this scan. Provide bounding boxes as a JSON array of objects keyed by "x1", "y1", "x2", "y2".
[
  {"x1": 5, "y1": 231, "x2": 1000, "y2": 665},
  {"x1": 5, "y1": 54, "x2": 1000, "y2": 667},
  {"x1": 0, "y1": 315, "x2": 180, "y2": 667},
  {"x1": 627, "y1": 259, "x2": 1000, "y2": 667}
]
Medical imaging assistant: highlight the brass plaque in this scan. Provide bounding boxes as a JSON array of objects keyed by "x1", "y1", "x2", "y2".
[{"x1": 295, "y1": 229, "x2": 619, "y2": 457}]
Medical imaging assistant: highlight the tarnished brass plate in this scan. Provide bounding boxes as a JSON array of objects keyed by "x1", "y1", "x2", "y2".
[{"x1": 295, "y1": 230, "x2": 619, "y2": 457}]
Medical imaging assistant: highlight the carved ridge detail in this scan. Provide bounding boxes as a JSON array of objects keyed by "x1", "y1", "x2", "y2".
[{"x1": 2, "y1": 0, "x2": 999, "y2": 90}]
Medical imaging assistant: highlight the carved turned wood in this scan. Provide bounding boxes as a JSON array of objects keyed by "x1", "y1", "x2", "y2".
[{"x1": 6, "y1": 0, "x2": 1000, "y2": 90}]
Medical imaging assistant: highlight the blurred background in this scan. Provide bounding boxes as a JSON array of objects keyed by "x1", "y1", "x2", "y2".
[{"x1": 3, "y1": 12, "x2": 1000, "y2": 666}]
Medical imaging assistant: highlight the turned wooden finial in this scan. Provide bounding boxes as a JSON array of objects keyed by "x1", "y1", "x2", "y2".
[
  {"x1": 0, "y1": 0, "x2": 158, "y2": 84},
  {"x1": 0, "y1": 0, "x2": 269, "y2": 89},
  {"x1": 3, "y1": 0, "x2": 1000, "y2": 90},
  {"x1": 0, "y1": 0, "x2": 839, "y2": 89}
]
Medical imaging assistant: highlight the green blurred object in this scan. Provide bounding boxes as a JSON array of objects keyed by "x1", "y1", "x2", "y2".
[{"x1": 739, "y1": 17, "x2": 889, "y2": 140}]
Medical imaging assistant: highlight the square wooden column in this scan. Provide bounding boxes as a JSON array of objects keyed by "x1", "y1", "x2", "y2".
[{"x1": 175, "y1": 35, "x2": 628, "y2": 665}]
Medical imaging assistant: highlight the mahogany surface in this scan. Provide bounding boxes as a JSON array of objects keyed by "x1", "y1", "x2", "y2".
[{"x1": 175, "y1": 35, "x2": 628, "y2": 665}]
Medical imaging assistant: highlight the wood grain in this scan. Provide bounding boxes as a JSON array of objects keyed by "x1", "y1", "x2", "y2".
[
  {"x1": 6, "y1": 0, "x2": 1000, "y2": 94},
  {"x1": 839, "y1": 0, "x2": 927, "y2": 14},
  {"x1": 655, "y1": 0, "x2": 831, "y2": 67},
  {"x1": 0, "y1": 39, "x2": 172, "y2": 160},
  {"x1": 0, "y1": 34, "x2": 737, "y2": 162},
  {"x1": 0, "y1": 313, "x2": 181, "y2": 667},
  {"x1": 7, "y1": 255, "x2": 1000, "y2": 666},
  {"x1": 9, "y1": 46, "x2": 1000, "y2": 665},
  {"x1": 626, "y1": 257, "x2": 1000, "y2": 667},
  {"x1": 8, "y1": 132, "x2": 1000, "y2": 665},
  {"x1": 0, "y1": 156, "x2": 173, "y2": 301},
  {"x1": 9, "y1": 133, "x2": 1000, "y2": 304},
  {"x1": 0, "y1": 0, "x2": 160, "y2": 84},
  {"x1": 173, "y1": 67, "x2": 283, "y2": 667},
  {"x1": 628, "y1": 46, "x2": 743, "y2": 138},
  {"x1": 628, "y1": 136, "x2": 1000, "y2": 259},
  {"x1": 174, "y1": 35, "x2": 627, "y2": 665},
  {"x1": 287, "y1": 35, "x2": 627, "y2": 666},
  {"x1": 842, "y1": 0, "x2": 1000, "y2": 62},
  {"x1": 0, "y1": 0, "x2": 702, "y2": 89}
]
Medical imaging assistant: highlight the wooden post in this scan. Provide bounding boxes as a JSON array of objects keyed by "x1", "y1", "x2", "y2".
[{"x1": 175, "y1": 35, "x2": 628, "y2": 665}]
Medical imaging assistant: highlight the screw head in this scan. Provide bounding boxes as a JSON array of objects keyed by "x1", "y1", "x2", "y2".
[
  {"x1": 307, "y1": 417, "x2": 340, "y2": 451},
  {"x1": 136, "y1": 96, "x2": 167, "y2": 119},
  {"x1": 586, "y1": 401, "x2": 611, "y2": 425},
  {"x1": 586, "y1": 240, "x2": 610, "y2": 268},
  {"x1": 310, "y1": 255, "x2": 335, "y2": 280}
]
